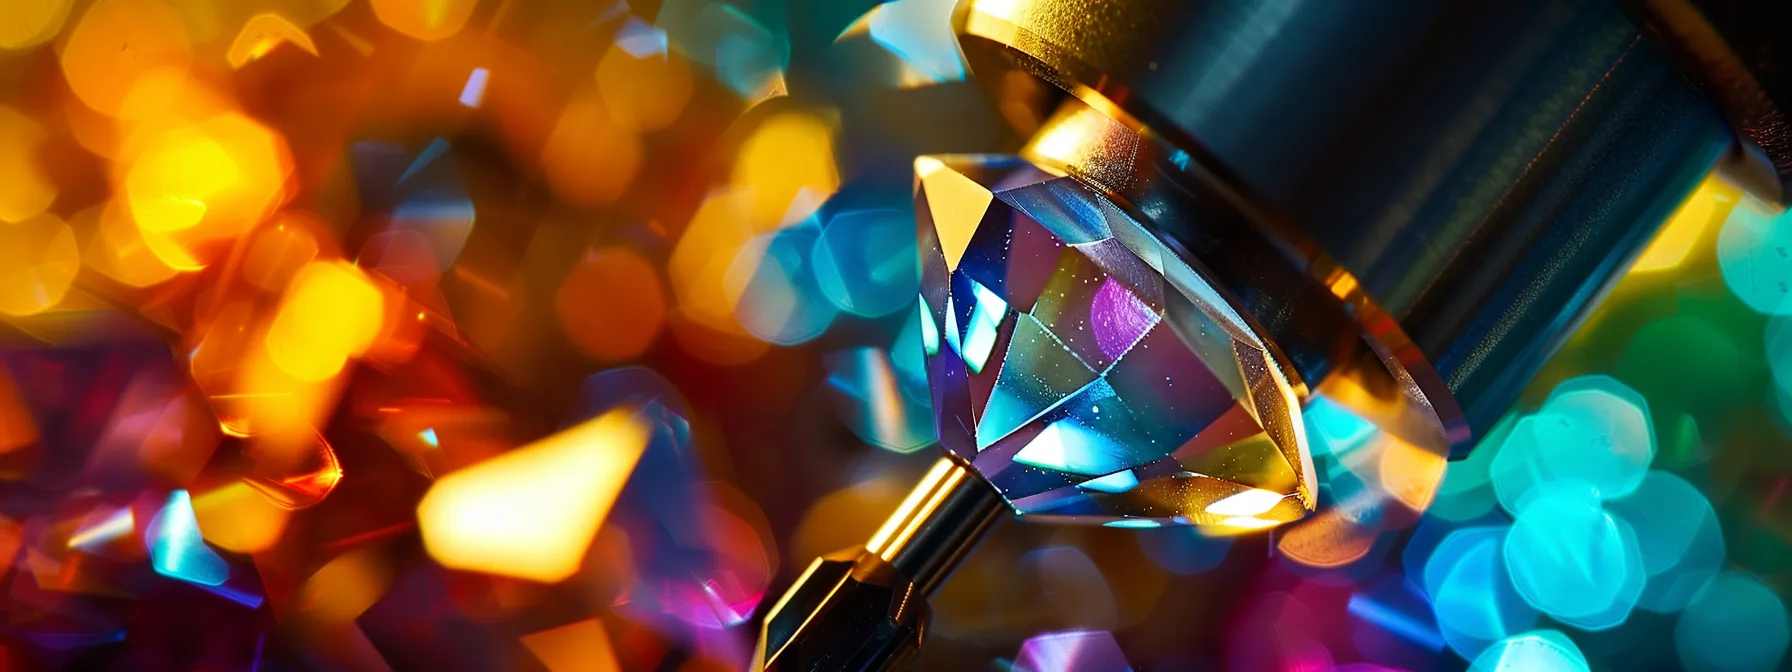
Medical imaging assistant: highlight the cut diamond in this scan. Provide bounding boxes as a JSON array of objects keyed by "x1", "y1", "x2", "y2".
[{"x1": 916, "y1": 154, "x2": 1316, "y2": 527}]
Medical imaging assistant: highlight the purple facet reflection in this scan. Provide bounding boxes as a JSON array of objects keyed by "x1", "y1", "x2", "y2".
[
  {"x1": 1014, "y1": 629, "x2": 1134, "y2": 672},
  {"x1": 1090, "y1": 276, "x2": 1158, "y2": 362}
]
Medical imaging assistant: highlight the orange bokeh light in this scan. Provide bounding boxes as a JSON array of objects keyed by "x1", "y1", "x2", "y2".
[
  {"x1": 60, "y1": 0, "x2": 193, "y2": 118},
  {"x1": 556, "y1": 248, "x2": 666, "y2": 362},
  {"x1": 669, "y1": 189, "x2": 758, "y2": 331},
  {"x1": 0, "y1": 107, "x2": 57, "y2": 223},
  {"x1": 596, "y1": 43, "x2": 693, "y2": 132},
  {"x1": 369, "y1": 0, "x2": 478, "y2": 42},
  {"x1": 0, "y1": 0, "x2": 73, "y2": 50},
  {"x1": 541, "y1": 93, "x2": 642, "y2": 209},
  {"x1": 0, "y1": 214, "x2": 81, "y2": 317},
  {"x1": 78, "y1": 199, "x2": 179, "y2": 288}
]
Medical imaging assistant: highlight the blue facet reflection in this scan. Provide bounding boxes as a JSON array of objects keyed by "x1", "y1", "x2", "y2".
[
  {"x1": 814, "y1": 209, "x2": 919, "y2": 317},
  {"x1": 733, "y1": 224, "x2": 837, "y2": 345}
]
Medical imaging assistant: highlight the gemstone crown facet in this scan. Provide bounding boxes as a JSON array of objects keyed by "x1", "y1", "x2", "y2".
[{"x1": 916, "y1": 154, "x2": 1316, "y2": 528}]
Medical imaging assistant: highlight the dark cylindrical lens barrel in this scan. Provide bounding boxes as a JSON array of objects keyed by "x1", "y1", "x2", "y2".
[{"x1": 958, "y1": 0, "x2": 1733, "y2": 435}]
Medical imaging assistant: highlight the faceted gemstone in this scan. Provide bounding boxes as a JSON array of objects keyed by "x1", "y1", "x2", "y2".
[{"x1": 915, "y1": 154, "x2": 1316, "y2": 527}]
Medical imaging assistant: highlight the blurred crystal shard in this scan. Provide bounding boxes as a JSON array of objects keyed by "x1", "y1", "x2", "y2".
[
  {"x1": 349, "y1": 139, "x2": 475, "y2": 274},
  {"x1": 147, "y1": 490, "x2": 228, "y2": 587},
  {"x1": 1013, "y1": 630, "x2": 1134, "y2": 672},
  {"x1": 825, "y1": 346, "x2": 936, "y2": 453},
  {"x1": 581, "y1": 368, "x2": 769, "y2": 631},
  {"x1": 415, "y1": 406, "x2": 651, "y2": 583},
  {"x1": 915, "y1": 154, "x2": 1315, "y2": 524}
]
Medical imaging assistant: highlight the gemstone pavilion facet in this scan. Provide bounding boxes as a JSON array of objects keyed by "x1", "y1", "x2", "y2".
[{"x1": 916, "y1": 154, "x2": 1317, "y2": 527}]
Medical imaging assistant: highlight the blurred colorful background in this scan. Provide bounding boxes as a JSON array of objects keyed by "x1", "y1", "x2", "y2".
[{"x1": 0, "y1": 0, "x2": 1789, "y2": 670}]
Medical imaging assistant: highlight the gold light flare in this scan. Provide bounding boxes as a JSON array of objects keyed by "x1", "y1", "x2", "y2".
[
  {"x1": 731, "y1": 112, "x2": 840, "y2": 228},
  {"x1": 556, "y1": 248, "x2": 666, "y2": 362},
  {"x1": 244, "y1": 429, "x2": 345, "y2": 509},
  {"x1": 124, "y1": 113, "x2": 295, "y2": 270},
  {"x1": 1275, "y1": 507, "x2": 1379, "y2": 569},
  {"x1": 0, "y1": 215, "x2": 80, "y2": 317},
  {"x1": 239, "y1": 214, "x2": 324, "y2": 293},
  {"x1": 192, "y1": 481, "x2": 291, "y2": 553},
  {"x1": 416, "y1": 407, "x2": 651, "y2": 583},
  {"x1": 60, "y1": 0, "x2": 193, "y2": 118},
  {"x1": 264, "y1": 262, "x2": 386, "y2": 382},
  {"x1": 296, "y1": 548, "x2": 391, "y2": 623},
  {"x1": 522, "y1": 619, "x2": 621, "y2": 672},
  {"x1": 541, "y1": 93, "x2": 642, "y2": 209},
  {"x1": 77, "y1": 200, "x2": 179, "y2": 288},
  {"x1": 1377, "y1": 435, "x2": 1447, "y2": 512},
  {"x1": 227, "y1": 13, "x2": 319, "y2": 69},
  {"x1": 222, "y1": 351, "x2": 336, "y2": 438},
  {"x1": 192, "y1": 300, "x2": 336, "y2": 438},
  {"x1": 0, "y1": 0, "x2": 73, "y2": 50},
  {"x1": 596, "y1": 43, "x2": 693, "y2": 132},
  {"x1": 0, "y1": 107, "x2": 57, "y2": 223},
  {"x1": 790, "y1": 475, "x2": 906, "y2": 563},
  {"x1": 369, "y1": 0, "x2": 478, "y2": 42},
  {"x1": 1631, "y1": 175, "x2": 1742, "y2": 273},
  {"x1": 667, "y1": 189, "x2": 768, "y2": 338}
]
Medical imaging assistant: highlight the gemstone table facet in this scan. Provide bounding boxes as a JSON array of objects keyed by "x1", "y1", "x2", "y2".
[{"x1": 916, "y1": 154, "x2": 1317, "y2": 527}]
